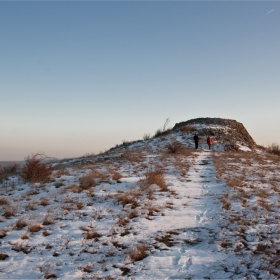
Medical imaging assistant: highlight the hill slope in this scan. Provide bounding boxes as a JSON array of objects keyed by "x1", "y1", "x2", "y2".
[{"x1": 0, "y1": 118, "x2": 279, "y2": 279}]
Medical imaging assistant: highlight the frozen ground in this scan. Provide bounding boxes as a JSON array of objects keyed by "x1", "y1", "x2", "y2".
[{"x1": 0, "y1": 129, "x2": 279, "y2": 279}]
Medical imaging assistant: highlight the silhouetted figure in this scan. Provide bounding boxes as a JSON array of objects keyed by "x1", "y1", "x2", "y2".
[
  {"x1": 207, "y1": 136, "x2": 213, "y2": 150},
  {"x1": 193, "y1": 134, "x2": 199, "y2": 149}
]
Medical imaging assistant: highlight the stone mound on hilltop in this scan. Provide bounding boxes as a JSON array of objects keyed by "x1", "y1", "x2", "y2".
[{"x1": 173, "y1": 117, "x2": 256, "y2": 151}]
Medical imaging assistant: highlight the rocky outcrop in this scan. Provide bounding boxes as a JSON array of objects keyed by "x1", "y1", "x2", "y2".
[{"x1": 173, "y1": 117, "x2": 256, "y2": 149}]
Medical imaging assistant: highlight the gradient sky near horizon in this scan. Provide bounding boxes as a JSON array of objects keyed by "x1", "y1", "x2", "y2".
[{"x1": 1, "y1": 1, "x2": 280, "y2": 161}]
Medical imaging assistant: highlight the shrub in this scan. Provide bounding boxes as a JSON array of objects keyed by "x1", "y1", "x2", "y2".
[
  {"x1": 15, "y1": 217, "x2": 27, "y2": 229},
  {"x1": 167, "y1": 141, "x2": 184, "y2": 153},
  {"x1": 267, "y1": 143, "x2": 280, "y2": 156},
  {"x1": 145, "y1": 168, "x2": 167, "y2": 191},
  {"x1": 128, "y1": 243, "x2": 149, "y2": 262},
  {"x1": 143, "y1": 134, "x2": 151, "y2": 141},
  {"x1": 42, "y1": 215, "x2": 54, "y2": 226},
  {"x1": 83, "y1": 231, "x2": 101, "y2": 240},
  {"x1": 0, "y1": 163, "x2": 19, "y2": 183},
  {"x1": 3, "y1": 207, "x2": 15, "y2": 218},
  {"x1": 40, "y1": 197, "x2": 49, "y2": 206},
  {"x1": 28, "y1": 223, "x2": 42, "y2": 233},
  {"x1": 20, "y1": 153, "x2": 52, "y2": 183},
  {"x1": 0, "y1": 197, "x2": 10, "y2": 206},
  {"x1": 20, "y1": 233, "x2": 30, "y2": 239},
  {"x1": 0, "y1": 229, "x2": 7, "y2": 238}
]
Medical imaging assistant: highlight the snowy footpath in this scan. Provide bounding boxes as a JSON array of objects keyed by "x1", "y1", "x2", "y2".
[{"x1": 134, "y1": 151, "x2": 230, "y2": 279}]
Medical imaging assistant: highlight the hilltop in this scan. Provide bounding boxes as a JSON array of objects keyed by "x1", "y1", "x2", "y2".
[{"x1": 0, "y1": 118, "x2": 279, "y2": 279}]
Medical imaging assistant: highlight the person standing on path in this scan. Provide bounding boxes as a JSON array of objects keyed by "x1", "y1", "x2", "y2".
[
  {"x1": 207, "y1": 136, "x2": 213, "y2": 150},
  {"x1": 193, "y1": 133, "x2": 199, "y2": 149}
]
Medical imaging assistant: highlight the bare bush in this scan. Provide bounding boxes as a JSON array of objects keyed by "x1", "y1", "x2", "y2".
[
  {"x1": 167, "y1": 141, "x2": 184, "y2": 154},
  {"x1": 143, "y1": 134, "x2": 151, "y2": 141},
  {"x1": 128, "y1": 243, "x2": 149, "y2": 262},
  {"x1": 20, "y1": 153, "x2": 52, "y2": 183},
  {"x1": 267, "y1": 143, "x2": 280, "y2": 156},
  {"x1": 0, "y1": 163, "x2": 19, "y2": 183}
]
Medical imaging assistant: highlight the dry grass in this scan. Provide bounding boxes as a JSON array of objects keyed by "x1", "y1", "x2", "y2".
[
  {"x1": 180, "y1": 125, "x2": 195, "y2": 133},
  {"x1": 0, "y1": 253, "x2": 9, "y2": 260},
  {"x1": 68, "y1": 183, "x2": 82, "y2": 193},
  {"x1": 40, "y1": 197, "x2": 49, "y2": 206},
  {"x1": 221, "y1": 198, "x2": 231, "y2": 210},
  {"x1": 225, "y1": 177, "x2": 243, "y2": 188},
  {"x1": 20, "y1": 233, "x2": 30, "y2": 239},
  {"x1": 117, "y1": 216, "x2": 130, "y2": 227},
  {"x1": 42, "y1": 215, "x2": 54, "y2": 225},
  {"x1": 256, "y1": 189, "x2": 270, "y2": 199},
  {"x1": 0, "y1": 229, "x2": 7, "y2": 238},
  {"x1": 112, "y1": 172, "x2": 122, "y2": 181},
  {"x1": 75, "y1": 201, "x2": 84, "y2": 210},
  {"x1": 28, "y1": 223, "x2": 42, "y2": 233},
  {"x1": 128, "y1": 243, "x2": 149, "y2": 262},
  {"x1": 52, "y1": 167, "x2": 69, "y2": 178},
  {"x1": 143, "y1": 201, "x2": 160, "y2": 216},
  {"x1": 220, "y1": 239, "x2": 232, "y2": 248},
  {"x1": 20, "y1": 153, "x2": 52, "y2": 183},
  {"x1": 15, "y1": 217, "x2": 27, "y2": 229},
  {"x1": 79, "y1": 170, "x2": 108, "y2": 190},
  {"x1": 116, "y1": 188, "x2": 141, "y2": 208},
  {"x1": 42, "y1": 230, "x2": 51, "y2": 236},
  {"x1": 128, "y1": 210, "x2": 139, "y2": 219},
  {"x1": 83, "y1": 231, "x2": 101, "y2": 240},
  {"x1": 165, "y1": 200, "x2": 174, "y2": 209},
  {"x1": 267, "y1": 143, "x2": 280, "y2": 156},
  {"x1": 0, "y1": 163, "x2": 19, "y2": 184},
  {"x1": 155, "y1": 233, "x2": 176, "y2": 247},
  {"x1": 144, "y1": 168, "x2": 167, "y2": 191},
  {"x1": 3, "y1": 206, "x2": 15, "y2": 218},
  {"x1": 25, "y1": 201, "x2": 37, "y2": 211},
  {"x1": 0, "y1": 197, "x2": 10, "y2": 206},
  {"x1": 81, "y1": 263, "x2": 93, "y2": 273}
]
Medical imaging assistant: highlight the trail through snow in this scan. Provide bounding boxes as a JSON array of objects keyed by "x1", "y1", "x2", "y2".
[{"x1": 134, "y1": 151, "x2": 230, "y2": 279}]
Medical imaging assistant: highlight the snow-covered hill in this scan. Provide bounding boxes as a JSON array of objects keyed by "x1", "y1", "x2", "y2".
[{"x1": 0, "y1": 118, "x2": 279, "y2": 279}]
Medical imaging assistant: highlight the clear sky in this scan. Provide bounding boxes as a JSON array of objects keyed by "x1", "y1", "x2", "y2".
[{"x1": 1, "y1": 1, "x2": 279, "y2": 161}]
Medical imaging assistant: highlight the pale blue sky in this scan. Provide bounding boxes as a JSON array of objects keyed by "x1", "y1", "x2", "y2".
[{"x1": 1, "y1": 1, "x2": 279, "y2": 160}]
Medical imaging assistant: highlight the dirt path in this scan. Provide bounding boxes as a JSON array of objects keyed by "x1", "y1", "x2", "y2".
[{"x1": 134, "y1": 151, "x2": 232, "y2": 279}]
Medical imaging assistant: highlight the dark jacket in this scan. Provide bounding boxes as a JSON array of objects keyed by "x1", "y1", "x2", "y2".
[{"x1": 193, "y1": 135, "x2": 199, "y2": 141}]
